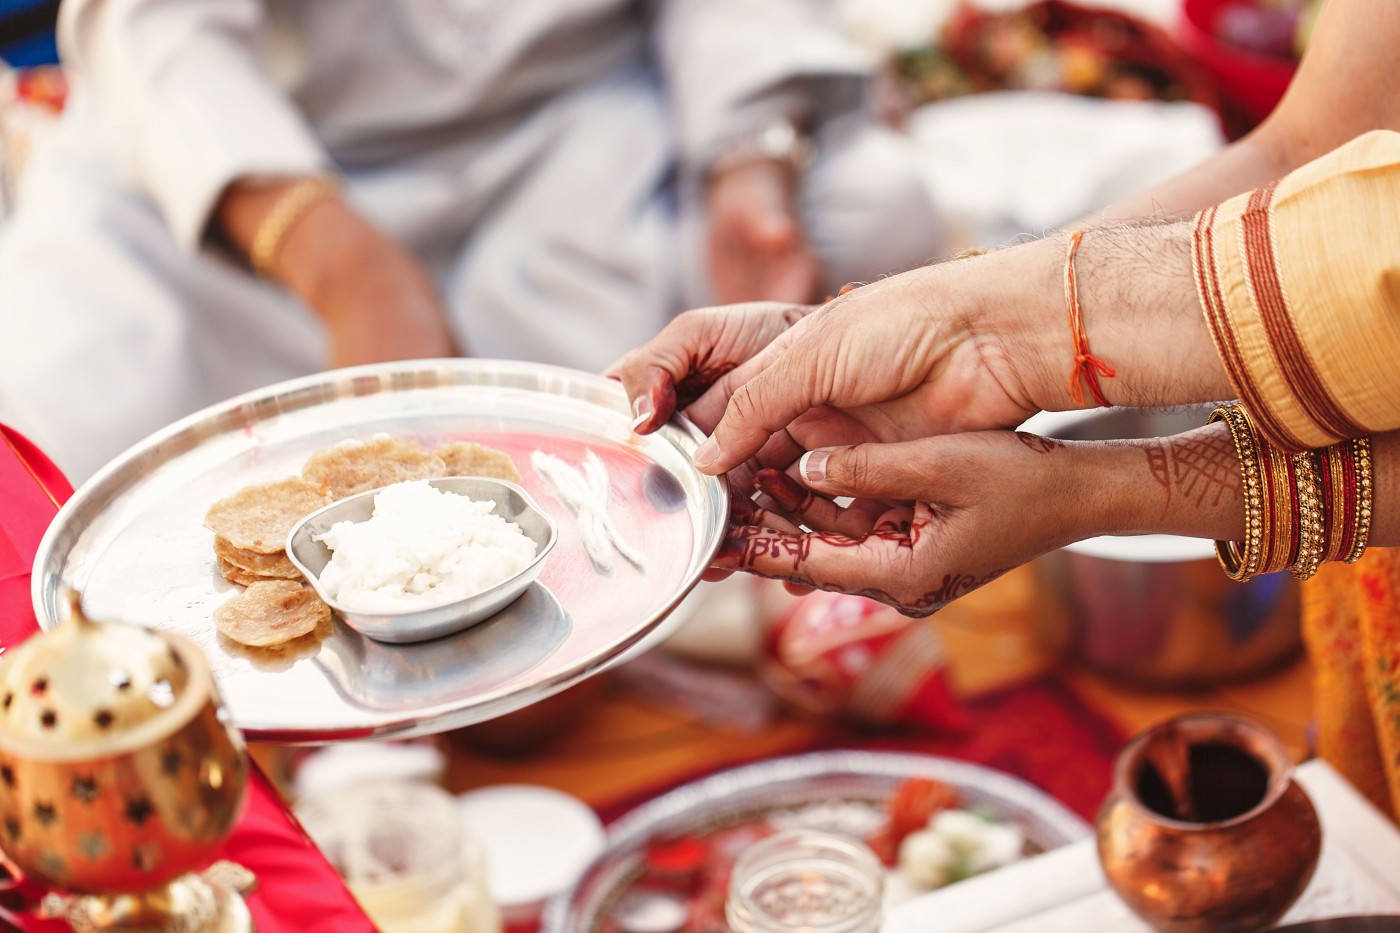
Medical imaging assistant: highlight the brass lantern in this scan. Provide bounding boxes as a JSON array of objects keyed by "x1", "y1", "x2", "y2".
[{"x1": 0, "y1": 593, "x2": 253, "y2": 932}]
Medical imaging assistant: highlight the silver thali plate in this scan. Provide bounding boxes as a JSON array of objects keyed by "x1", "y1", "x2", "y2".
[
  {"x1": 541, "y1": 750, "x2": 1092, "y2": 932},
  {"x1": 31, "y1": 360, "x2": 727, "y2": 743}
]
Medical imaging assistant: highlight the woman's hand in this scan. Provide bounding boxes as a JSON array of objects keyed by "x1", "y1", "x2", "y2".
[
  {"x1": 606, "y1": 301, "x2": 815, "y2": 433},
  {"x1": 719, "y1": 431, "x2": 1089, "y2": 615},
  {"x1": 719, "y1": 420, "x2": 1255, "y2": 616}
]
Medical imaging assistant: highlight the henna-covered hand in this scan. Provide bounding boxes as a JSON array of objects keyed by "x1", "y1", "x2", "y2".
[
  {"x1": 716, "y1": 432, "x2": 1090, "y2": 616},
  {"x1": 604, "y1": 302, "x2": 813, "y2": 435},
  {"x1": 713, "y1": 420, "x2": 1280, "y2": 613}
]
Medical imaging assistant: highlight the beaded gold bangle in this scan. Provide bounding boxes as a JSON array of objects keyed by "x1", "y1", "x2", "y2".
[
  {"x1": 1346, "y1": 435, "x2": 1374, "y2": 563},
  {"x1": 250, "y1": 175, "x2": 340, "y2": 278},
  {"x1": 1210, "y1": 404, "x2": 1267, "y2": 581},
  {"x1": 1289, "y1": 449, "x2": 1326, "y2": 580}
]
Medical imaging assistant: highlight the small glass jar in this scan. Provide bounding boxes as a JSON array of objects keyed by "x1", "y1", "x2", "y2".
[
  {"x1": 296, "y1": 780, "x2": 501, "y2": 933},
  {"x1": 726, "y1": 830, "x2": 885, "y2": 933}
]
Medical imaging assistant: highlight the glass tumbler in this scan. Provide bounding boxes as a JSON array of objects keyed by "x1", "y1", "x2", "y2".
[
  {"x1": 726, "y1": 830, "x2": 885, "y2": 933},
  {"x1": 296, "y1": 779, "x2": 501, "y2": 933}
]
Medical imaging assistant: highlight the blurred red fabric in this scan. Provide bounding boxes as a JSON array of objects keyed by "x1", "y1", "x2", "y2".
[{"x1": 0, "y1": 425, "x2": 373, "y2": 932}]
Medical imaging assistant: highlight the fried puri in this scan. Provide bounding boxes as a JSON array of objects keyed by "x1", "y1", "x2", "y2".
[
  {"x1": 302, "y1": 435, "x2": 447, "y2": 499},
  {"x1": 213, "y1": 580, "x2": 330, "y2": 647},
  {"x1": 204, "y1": 477, "x2": 331, "y2": 554},
  {"x1": 435, "y1": 441, "x2": 523, "y2": 483},
  {"x1": 213, "y1": 536, "x2": 302, "y2": 580}
]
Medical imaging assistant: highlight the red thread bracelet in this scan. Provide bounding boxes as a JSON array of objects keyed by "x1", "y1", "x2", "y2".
[{"x1": 1064, "y1": 229, "x2": 1117, "y2": 407}]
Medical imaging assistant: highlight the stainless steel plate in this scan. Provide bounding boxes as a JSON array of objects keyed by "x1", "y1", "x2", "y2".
[
  {"x1": 32, "y1": 360, "x2": 727, "y2": 743},
  {"x1": 542, "y1": 750, "x2": 1092, "y2": 932}
]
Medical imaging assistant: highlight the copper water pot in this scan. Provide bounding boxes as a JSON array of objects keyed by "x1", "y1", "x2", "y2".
[{"x1": 1097, "y1": 713, "x2": 1321, "y2": 933}]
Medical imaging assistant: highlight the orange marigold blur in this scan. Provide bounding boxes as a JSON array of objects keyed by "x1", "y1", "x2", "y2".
[{"x1": 14, "y1": 66, "x2": 67, "y2": 113}]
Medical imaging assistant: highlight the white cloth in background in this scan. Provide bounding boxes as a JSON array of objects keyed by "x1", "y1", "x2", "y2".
[
  {"x1": 906, "y1": 91, "x2": 1225, "y2": 249},
  {"x1": 0, "y1": 0, "x2": 943, "y2": 482}
]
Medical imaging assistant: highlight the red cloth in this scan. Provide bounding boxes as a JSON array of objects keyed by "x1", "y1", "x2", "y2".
[
  {"x1": 595, "y1": 675, "x2": 1124, "y2": 825},
  {"x1": 0, "y1": 426, "x2": 374, "y2": 933}
]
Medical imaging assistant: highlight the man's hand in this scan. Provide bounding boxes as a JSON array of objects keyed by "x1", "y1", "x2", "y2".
[
  {"x1": 285, "y1": 214, "x2": 461, "y2": 369},
  {"x1": 706, "y1": 160, "x2": 821, "y2": 305},
  {"x1": 216, "y1": 178, "x2": 460, "y2": 370},
  {"x1": 689, "y1": 250, "x2": 1055, "y2": 476}
]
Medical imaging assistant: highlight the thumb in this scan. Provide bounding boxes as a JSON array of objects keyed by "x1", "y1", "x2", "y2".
[
  {"x1": 799, "y1": 441, "x2": 938, "y2": 501},
  {"x1": 694, "y1": 348, "x2": 813, "y2": 475}
]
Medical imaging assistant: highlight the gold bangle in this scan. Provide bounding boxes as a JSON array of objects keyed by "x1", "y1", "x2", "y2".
[
  {"x1": 1290, "y1": 449, "x2": 1325, "y2": 580},
  {"x1": 1321, "y1": 443, "x2": 1347, "y2": 564},
  {"x1": 249, "y1": 175, "x2": 339, "y2": 278},
  {"x1": 1210, "y1": 404, "x2": 1266, "y2": 581},
  {"x1": 1260, "y1": 439, "x2": 1294, "y2": 575},
  {"x1": 1346, "y1": 435, "x2": 1374, "y2": 563}
]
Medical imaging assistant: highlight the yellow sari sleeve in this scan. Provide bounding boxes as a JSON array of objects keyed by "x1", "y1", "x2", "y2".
[{"x1": 1193, "y1": 130, "x2": 1400, "y2": 453}]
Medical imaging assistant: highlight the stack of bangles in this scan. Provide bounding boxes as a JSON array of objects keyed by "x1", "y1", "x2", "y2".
[{"x1": 1210, "y1": 403, "x2": 1373, "y2": 582}]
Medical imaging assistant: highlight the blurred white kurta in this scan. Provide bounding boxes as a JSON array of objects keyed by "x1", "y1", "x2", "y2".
[{"x1": 0, "y1": 0, "x2": 942, "y2": 482}]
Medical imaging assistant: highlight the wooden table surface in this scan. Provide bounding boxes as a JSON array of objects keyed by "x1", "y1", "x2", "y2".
[{"x1": 415, "y1": 566, "x2": 1317, "y2": 808}]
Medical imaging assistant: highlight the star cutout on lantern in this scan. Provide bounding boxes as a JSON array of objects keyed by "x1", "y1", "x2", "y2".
[
  {"x1": 77, "y1": 833, "x2": 109, "y2": 861},
  {"x1": 160, "y1": 748, "x2": 183, "y2": 778},
  {"x1": 72, "y1": 775, "x2": 99, "y2": 803},
  {"x1": 123, "y1": 796, "x2": 154, "y2": 827},
  {"x1": 37, "y1": 851, "x2": 65, "y2": 879},
  {"x1": 33, "y1": 802, "x2": 57, "y2": 827},
  {"x1": 132, "y1": 844, "x2": 161, "y2": 873}
]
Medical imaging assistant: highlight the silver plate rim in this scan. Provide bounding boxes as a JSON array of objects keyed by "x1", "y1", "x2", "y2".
[{"x1": 31, "y1": 358, "x2": 728, "y2": 743}]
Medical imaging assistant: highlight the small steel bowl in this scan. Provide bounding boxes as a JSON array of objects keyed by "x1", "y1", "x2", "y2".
[{"x1": 286, "y1": 477, "x2": 557, "y2": 644}]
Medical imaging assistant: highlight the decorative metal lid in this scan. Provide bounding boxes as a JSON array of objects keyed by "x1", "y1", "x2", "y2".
[{"x1": 0, "y1": 592, "x2": 197, "y2": 754}]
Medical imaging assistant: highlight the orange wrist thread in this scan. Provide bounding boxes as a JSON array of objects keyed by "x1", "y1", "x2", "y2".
[{"x1": 1064, "y1": 229, "x2": 1117, "y2": 408}]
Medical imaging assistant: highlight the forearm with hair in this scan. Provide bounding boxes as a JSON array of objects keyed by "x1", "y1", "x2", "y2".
[{"x1": 988, "y1": 224, "x2": 1233, "y2": 415}]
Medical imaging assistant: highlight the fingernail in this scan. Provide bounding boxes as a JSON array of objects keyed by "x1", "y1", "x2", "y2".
[
  {"x1": 630, "y1": 395, "x2": 653, "y2": 431},
  {"x1": 800, "y1": 449, "x2": 830, "y2": 484},
  {"x1": 693, "y1": 437, "x2": 721, "y2": 469}
]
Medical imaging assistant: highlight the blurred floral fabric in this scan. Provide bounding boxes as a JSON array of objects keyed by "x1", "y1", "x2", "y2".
[{"x1": 892, "y1": 1, "x2": 1216, "y2": 107}]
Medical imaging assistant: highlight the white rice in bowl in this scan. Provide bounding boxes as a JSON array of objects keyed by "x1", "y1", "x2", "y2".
[{"x1": 314, "y1": 480, "x2": 538, "y2": 612}]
